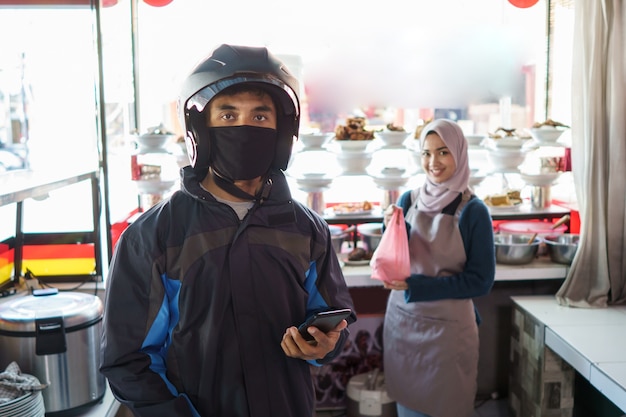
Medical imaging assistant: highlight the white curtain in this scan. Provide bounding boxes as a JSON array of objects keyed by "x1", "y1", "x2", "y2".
[{"x1": 556, "y1": 0, "x2": 626, "y2": 307}]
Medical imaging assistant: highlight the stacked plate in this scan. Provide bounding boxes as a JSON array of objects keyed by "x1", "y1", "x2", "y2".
[{"x1": 0, "y1": 391, "x2": 45, "y2": 417}]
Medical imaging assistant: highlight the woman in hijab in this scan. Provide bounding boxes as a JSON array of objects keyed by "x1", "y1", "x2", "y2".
[{"x1": 382, "y1": 119, "x2": 496, "y2": 417}]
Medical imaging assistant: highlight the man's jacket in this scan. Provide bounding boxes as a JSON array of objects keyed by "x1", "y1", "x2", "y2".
[{"x1": 100, "y1": 167, "x2": 356, "y2": 417}]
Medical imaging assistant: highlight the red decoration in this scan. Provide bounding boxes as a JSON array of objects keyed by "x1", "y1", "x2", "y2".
[
  {"x1": 508, "y1": 0, "x2": 539, "y2": 8},
  {"x1": 142, "y1": 0, "x2": 173, "y2": 6},
  {"x1": 102, "y1": 0, "x2": 118, "y2": 7}
]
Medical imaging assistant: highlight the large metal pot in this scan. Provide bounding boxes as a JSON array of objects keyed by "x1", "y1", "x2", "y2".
[{"x1": 0, "y1": 291, "x2": 105, "y2": 414}]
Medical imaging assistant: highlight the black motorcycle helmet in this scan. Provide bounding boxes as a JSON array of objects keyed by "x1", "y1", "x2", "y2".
[{"x1": 179, "y1": 44, "x2": 301, "y2": 175}]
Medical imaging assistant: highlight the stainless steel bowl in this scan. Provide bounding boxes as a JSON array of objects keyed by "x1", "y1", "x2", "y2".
[
  {"x1": 544, "y1": 234, "x2": 580, "y2": 265},
  {"x1": 494, "y1": 234, "x2": 541, "y2": 265},
  {"x1": 329, "y1": 225, "x2": 349, "y2": 254},
  {"x1": 358, "y1": 223, "x2": 383, "y2": 252}
]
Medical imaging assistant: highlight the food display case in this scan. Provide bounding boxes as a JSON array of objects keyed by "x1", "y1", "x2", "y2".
[{"x1": 287, "y1": 118, "x2": 573, "y2": 269}]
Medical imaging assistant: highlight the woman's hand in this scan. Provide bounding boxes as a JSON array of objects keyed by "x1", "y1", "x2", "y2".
[
  {"x1": 383, "y1": 204, "x2": 399, "y2": 227},
  {"x1": 383, "y1": 280, "x2": 409, "y2": 291},
  {"x1": 280, "y1": 320, "x2": 347, "y2": 361}
]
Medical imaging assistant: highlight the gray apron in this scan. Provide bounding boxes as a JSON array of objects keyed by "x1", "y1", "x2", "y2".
[{"x1": 383, "y1": 189, "x2": 478, "y2": 417}]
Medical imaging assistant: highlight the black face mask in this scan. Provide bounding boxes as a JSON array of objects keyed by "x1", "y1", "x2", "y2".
[{"x1": 208, "y1": 125, "x2": 278, "y2": 181}]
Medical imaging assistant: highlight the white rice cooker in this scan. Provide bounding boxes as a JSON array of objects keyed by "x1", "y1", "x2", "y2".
[
  {"x1": 347, "y1": 370, "x2": 397, "y2": 417},
  {"x1": 0, "y1": 290, "x2": 105, "y2": 415}
]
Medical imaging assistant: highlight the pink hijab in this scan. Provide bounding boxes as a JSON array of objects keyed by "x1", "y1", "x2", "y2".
[{"x1": 417, "y1": 119, "x2": 470, "y2": 213}]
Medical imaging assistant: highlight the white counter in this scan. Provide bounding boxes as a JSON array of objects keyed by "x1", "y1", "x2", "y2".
[
  {"x1": 511, "y1": 295, "x2": 626, "y2": 413},
  {"x1": 342, "y1": 256, "x2": 568, "y2": 287}
]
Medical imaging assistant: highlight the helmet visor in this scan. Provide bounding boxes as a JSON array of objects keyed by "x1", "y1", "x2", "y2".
[{"x1": 186, "y1": 73, "x2": 299, "y2": 117}]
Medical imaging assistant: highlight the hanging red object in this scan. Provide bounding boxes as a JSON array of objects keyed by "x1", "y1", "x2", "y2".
[
  {"x1": 102, "y1": 0, "x2": 118, "y2": 7},
  {"x1": 142, "y1": 0, "x2": 173, "y2": 6},
  {"x1": 508, "y1": 0, "x2": 539, "y2": 8}
]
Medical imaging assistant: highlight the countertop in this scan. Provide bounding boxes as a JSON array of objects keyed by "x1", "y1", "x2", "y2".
[
  {"x1": 0, "y1": 257, "x2": 567, "y2": 417},
  {"x1": 74, "y1": 386, "x2": 120, "y2": 417},
  {"x1": 511, "y1": 295, "x2": 626, "y2": 413},
  {"x1": 342, "y1": 256, "x2": 568, "y2": 287}
]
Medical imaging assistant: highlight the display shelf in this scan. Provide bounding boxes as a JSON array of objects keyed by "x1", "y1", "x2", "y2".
[
  {"x1": 323, "y1": 210, "x2": 384, "y2": 225},
  {"x1": 489, "y1": 202, "x2": 571, "y2": 223},
  {"x1": 0, "y1": 169, "x2": 103, "y2": 289}
]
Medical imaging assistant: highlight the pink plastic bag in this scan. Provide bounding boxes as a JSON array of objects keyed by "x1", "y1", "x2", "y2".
[{"x1": 370, "y1": 207, "x2": 411, "y2": 283}]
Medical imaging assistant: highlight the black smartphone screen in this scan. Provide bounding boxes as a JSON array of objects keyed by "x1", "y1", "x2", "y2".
[{"x1": 297, "y1": 308, "x2": 352, "y2": 341}]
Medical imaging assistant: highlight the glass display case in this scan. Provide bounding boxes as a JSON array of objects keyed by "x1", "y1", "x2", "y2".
[{"x1": 0, "y1": 3, "x2": 107, "y2": 287}]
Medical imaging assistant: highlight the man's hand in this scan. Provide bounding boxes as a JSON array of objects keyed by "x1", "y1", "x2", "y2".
[{"x1": 280, "y1": 320, "x2": 348, "y2": 361}]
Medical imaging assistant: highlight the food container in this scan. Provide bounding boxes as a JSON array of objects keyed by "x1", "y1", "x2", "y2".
[
  {"x1": 346, "y1": 371, "x2": 397, "y2": 417},
  {"x1": 494, "y1": 234, "x2": 541, "y2": 265},
  {"x1": 0, "y1": 291, "x2": 105, "y2": 414},
  {"x1": 530, "y1": 185, "x2": 552, "y2": 209},
  {"x1": 544, "y1": 234, "x2": 580, "y2": 265},
  {"x1": 358, "y1": 223, "x2": 383, "y2": 252}
]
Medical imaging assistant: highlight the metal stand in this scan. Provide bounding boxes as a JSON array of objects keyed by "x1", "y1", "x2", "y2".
[{"x1": 306, "y1": 190, "x2": 326, "y2": 215}]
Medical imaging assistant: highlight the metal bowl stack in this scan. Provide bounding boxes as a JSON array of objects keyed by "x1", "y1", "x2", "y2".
[
  {"x1": 544, "y1": 234, "x2": 580, "y2": 265},
  {"x1": 494, "y1": 234, "x2": 541, "y2": 265}
]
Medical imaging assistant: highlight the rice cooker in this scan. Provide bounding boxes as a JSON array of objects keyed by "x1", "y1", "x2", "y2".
[
  {"x1": 0, "y1": 290, "x2": 105, "y2": 415},
  {"x1": 347, "y1": 370, "x2": 397, "y2": 417}
]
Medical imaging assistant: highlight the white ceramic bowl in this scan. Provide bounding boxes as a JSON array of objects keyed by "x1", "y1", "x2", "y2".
[
  {"x1": 487, "y1": 137, "x2": 528, "y2": 149},
  {"x1": 520, "y1": 172, "x2": 561, "y2": 186},
  {"x1": 335, "y1": 151, "x2": 373, "y2": 175},
  {"x1": 295, "y1": 176, "x2": 333, "y2": 192},
  {"x1": 374, "y1": 131, "x2": 411, "y2": 147},
  {"x1": 465, "y1": 134, "x2": 486, "y2": 147},
  {"x1": 469, "y1": 171, "x2": 487, "y2": 187},
  {"x1": 529, "y1": 127, "x2": 566, "y2": 143},
  {"x1": 371, "y1": 175, "x2": 410, "y2": 189},
  {"x1": 332, "y1": 139, "x2": 374, "y2": 152},
  {"x1": 486, "y1": 148, "x2": 527, "y2": 172},
  {"x1": 136, "y1": 134, "x2": 174, "y2": 149},
  {"x1": 379, "y1": 167, "x2": 407, "y2": 177},
  {"x1": 298, "y1": 132, "x2": 332, "y2": 149}
]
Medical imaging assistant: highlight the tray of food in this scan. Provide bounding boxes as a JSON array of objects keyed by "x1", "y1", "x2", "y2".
[
  {"x1": 484, "y1": 190, "x2": 523, "y2": 210},
  {"x1": 327, "y1": 201, "x2": 375, "y2": 216}
]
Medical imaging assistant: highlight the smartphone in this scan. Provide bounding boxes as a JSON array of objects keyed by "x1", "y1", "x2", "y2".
[{"x1": 298, "y1": 308, "x2": 352, "y2": 342}]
